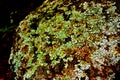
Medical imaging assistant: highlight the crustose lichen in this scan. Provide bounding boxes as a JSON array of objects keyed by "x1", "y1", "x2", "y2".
[{"x1": 9, "y1": 0, "x2": 120, "y2": 80}]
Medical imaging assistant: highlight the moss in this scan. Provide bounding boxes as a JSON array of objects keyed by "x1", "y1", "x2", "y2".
[{"x1": 9, "y1": 0, "x2": 120, "y2": 80}]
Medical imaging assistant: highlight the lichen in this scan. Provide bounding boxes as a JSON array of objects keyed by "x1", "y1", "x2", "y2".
[{"x1": 9, "y1": 0, "x2": 120, "y2": 80}]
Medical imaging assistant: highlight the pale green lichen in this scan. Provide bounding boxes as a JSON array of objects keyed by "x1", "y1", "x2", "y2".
[{"x1": 9, "y1": 0, "x2": 120, "y2": 80}]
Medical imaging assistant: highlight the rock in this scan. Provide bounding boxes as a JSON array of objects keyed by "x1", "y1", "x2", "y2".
[{"x1": 9, "y1": 0, "x2": 120, "y2": 80}]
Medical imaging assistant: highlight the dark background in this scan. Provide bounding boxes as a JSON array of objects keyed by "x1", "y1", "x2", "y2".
[
  {"x1": 0, "y1": 0, "x2": 43, "y2": 26},
  {"x1": 0, "y1": 0, "x2": 119, "y2": 80}
]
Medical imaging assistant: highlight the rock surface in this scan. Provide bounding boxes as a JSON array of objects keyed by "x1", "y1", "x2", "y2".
[{"x1": 9, "y1": 0, "x2": 120, "y2": 80}]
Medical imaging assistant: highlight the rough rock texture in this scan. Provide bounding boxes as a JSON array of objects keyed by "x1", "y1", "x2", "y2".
[{"x1": 9, "y1": 0, "x2": 120, "y2": 80}]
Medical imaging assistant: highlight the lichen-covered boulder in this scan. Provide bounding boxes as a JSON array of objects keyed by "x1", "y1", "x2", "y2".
[{"x1": 9, "y1": 0, "x2": 120, "y2": 80}]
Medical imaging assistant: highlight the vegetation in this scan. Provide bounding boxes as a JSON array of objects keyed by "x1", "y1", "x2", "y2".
[{"x1": 9, "y1": 0, "x2": 120, "y2": 80}]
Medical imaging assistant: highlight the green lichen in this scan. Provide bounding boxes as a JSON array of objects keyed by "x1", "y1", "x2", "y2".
[{"x1": 9, "y1": 0, "x2": 120, "y2": 80}]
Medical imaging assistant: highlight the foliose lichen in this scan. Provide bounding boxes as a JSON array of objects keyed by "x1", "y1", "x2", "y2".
[{"x1": 9, "y1": 0, "x2": 120, "y2": 80}]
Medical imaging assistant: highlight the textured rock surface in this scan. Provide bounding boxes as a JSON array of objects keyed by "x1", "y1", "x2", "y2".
[{"x1": 9, "y1": 0, "x2": 120, "y2": 80}]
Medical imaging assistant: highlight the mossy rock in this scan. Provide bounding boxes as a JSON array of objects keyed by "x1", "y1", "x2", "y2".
[{"x1": 9, "y1": 0, "x2": 120, "y2": 80}]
